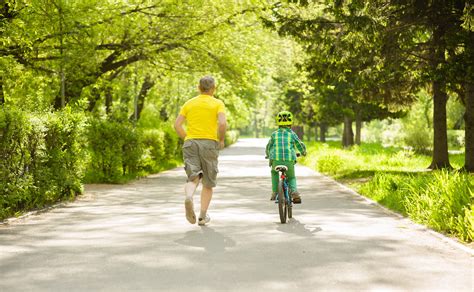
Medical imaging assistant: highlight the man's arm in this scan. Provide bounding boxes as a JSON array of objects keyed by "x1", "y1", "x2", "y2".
[
  {"x1": 174, "y1": 115, "x2": 187, "y2": 140},
  {"x1": 217, "y1": 112, "x2": 227, "y2": 149}
]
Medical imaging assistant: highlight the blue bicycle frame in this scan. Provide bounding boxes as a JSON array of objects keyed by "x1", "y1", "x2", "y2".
[{"x1": 276, "y1": 171, "x2": 291, "y2": 207}]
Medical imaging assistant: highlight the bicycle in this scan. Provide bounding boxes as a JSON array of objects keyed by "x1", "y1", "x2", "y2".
[
  {"x1": 274, "y1": 164, "x2": 292, "y2": 223},
  {"x1": 269, "y1": 153, "x2": 302, "y2": 224}
]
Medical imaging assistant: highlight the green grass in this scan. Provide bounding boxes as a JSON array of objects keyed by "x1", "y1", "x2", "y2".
[{"x1": 300, "y1": 142, "x2": 474, "y2": 242}]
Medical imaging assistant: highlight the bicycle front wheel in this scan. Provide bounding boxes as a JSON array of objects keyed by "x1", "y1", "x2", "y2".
[{"x1": 278, "y1": 180, "x2": 287, "y2": 223}]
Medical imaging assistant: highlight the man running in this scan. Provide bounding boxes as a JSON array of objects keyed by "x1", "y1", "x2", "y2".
[{"x1": 174, "y1": 76, "x2": 227, "y2": 226}]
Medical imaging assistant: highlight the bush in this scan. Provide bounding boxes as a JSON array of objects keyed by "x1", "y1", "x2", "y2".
[
  {"x1": 37, "y1": 110, "x2": 85, "y2": 202},
  {"x1": 85, "y1": 120, "x2": 183, "y2": 183},
  {"x1": 141, "y1": 129, "x2": 166, "y2": 172},
  {"x1": 0, "y1": 106, "x2": 84, "y2": 220},
  {"x1": 163, "y1": 126, "x2": 181, "y2": 160},
  {"x1": 403, "y1": 125, "x2": 432, "y2": 154},
  {"x1": 447, "y1": 130, "x2": 464, "y2": 149},
  {"x1": 85, "y1": 119, "x2": 143, "y2": 182},
  {"x1": 141, "y1": 126, "x2": 182, "y2": 173},
  {"x1": 225, "y1": 130, "x2": 240, "y2": 146}
]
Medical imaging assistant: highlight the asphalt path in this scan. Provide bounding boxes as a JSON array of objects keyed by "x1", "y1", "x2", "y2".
[{"x1": 0, "y1": 138, "x2": 472, "y2": 291}]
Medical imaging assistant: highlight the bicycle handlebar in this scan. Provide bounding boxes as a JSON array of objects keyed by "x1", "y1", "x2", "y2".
[{"x1": 266, "y1": 153, "x2": 305, "y2": 159}]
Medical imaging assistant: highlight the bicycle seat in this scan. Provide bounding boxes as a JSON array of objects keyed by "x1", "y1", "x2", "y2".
[{"x1": 275, "y1": 165, "x2": 288, "y2": 172}]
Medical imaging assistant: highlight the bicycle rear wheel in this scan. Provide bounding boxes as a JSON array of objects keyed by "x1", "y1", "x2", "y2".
[{"x1": 278, "y1": 180, "x2": 287, "y2": 223}]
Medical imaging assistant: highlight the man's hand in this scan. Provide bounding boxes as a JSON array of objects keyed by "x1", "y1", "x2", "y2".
[{"x1": 217, "y1": 112, "x2": 227, "y2": 150}]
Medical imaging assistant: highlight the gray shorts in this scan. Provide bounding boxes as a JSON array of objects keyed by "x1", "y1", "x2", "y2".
[{"x1": 182, "y1": 139, "x2": 219, "y2": 187}]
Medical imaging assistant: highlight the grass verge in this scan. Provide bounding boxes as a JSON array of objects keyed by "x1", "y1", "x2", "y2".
[{"x1": 300, "y1": 141, "x2": 474, "y2": 243}]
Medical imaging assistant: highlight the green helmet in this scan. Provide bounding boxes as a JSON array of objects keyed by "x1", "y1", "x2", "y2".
[{"x1": 276, "y1": 111, "x2": 293, "y2": 126}]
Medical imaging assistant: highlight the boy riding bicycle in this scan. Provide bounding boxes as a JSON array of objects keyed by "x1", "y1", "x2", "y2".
[{"x1": 265, "y1": 111, "x2": 307, "y2": 203}]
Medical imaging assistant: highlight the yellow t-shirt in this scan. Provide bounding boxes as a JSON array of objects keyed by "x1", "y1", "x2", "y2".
[{"x1": 179, "y1": 94, "x2": 225, "y2": 141}]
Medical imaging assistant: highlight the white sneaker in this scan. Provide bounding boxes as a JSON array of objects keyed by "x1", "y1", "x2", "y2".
[
  {"x1": 198, "y1": 214, "x2": 210, "y2": 226},
  {"x1": 185, "y1": 199, "x2": 196, "y2": 224}
]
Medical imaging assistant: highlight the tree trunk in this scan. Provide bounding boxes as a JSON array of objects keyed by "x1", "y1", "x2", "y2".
[
  {"x1": 355, "y1": 113, "x2": 362, "y2": 145},
  {"x1": 87, "y1": 87, "x2": 100, "y2": 112},
  {"x1": 314, "y1": 123, "x2": 319, "y2": 142},
  {"x1": 53, "y1": 52, "x2": 140, "y2": 109},
  {"x1": 464, "y1": 82, "x2": 474, "y2": 172},
  {"x1": 464, "y1": 30, "x2": 474, "y2": 172},
  {"x1": 429, "y1": 80, "x2": 450, "y2": 169},
  {"x1": 105, "y1": 87, "x2": 112, "y2": 115},
  {"x1": 429, "y1": 24, "x2": 451, "y2": 169},
  {"x1": 342, "y1": 116, "x2": 354, "y2": 148},
  {"x1": 129, "y1": 75, "x2": 154, "y2": 122},
  {"x1": 320, "y1": 123, "x2": 327, "y2": 142},
  {"x1": 0, "y1": 76, "x2": 4, "y2": 105},
  {"x1": 254, "y1": 110, "x2": 259, "y2": 138}
]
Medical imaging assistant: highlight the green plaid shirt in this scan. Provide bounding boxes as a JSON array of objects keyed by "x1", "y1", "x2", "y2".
[{"x1": 266, "y1": 128, "x2": 306, "y2": 161}]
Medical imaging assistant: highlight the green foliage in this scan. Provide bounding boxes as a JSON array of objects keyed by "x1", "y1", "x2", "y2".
[
  {"x1": 300, "y1": 141, "x2": 473, "y2": 242},
  {"x1": 224, "y1": 130, "x2": 240, "y2": 147},
  {"x1": 85, "y1": 118, "x2": 182, "y2": 183},
  {"x1": 363, "y1": 91, "x2": 466, "y2": 151},
  {"x1": 0, "y1": 107, "x2": 84, "y2": 220},
  {"x1": 360, "y1": 171, "x2": 473, "y2": 242},
  {"x1": 163, "y1": 127, "x2": 181, "y2": 162},
  {"x1": 141, "y1": 126, "x2": 182, "y2": 173},
  {"x1": 85, "y1": 119, "x2": 142, "y2": 183},
  {"x1": 403, "y1": 125, "x2": 433, "y2": 154},
  {"x1": 1, "y1": 0, "x2": 289, "y2": 131},
  {"x1": 141, "y1": 129, "x2": 166, "y2": 172},
  {"x1": 300, "y1": 141, "x2": 431, "y2": 179},
  {"x1": 37, "y1": 109, "x2": 85, "y2": 201},
  {"x1": 358, "y1": 173, "x2": 409, "y2": 215},
  {"x1": 447, "y1": 130, "x2": 465, "y2": 149}
]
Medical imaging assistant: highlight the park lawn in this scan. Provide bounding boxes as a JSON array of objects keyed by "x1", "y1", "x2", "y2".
[{"x1": 300, "y1": 141, "x2": 474, "y2": 243}]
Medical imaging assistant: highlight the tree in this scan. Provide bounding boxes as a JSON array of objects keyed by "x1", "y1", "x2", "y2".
[
  {"x1": 262, "y1": 1, "x2": 409, "y2": 147},
  {"x1": 1, "y1": 0, "x2": 291, "y2": 131},
  {"x1": 368, "y1": 0, "x2": 471, "y2": 169}
]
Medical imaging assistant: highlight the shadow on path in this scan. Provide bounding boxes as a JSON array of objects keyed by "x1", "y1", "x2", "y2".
[
  {"x1": 276, "y1": 219, "x2": 322, "y2": 237},
  {"x1": 175, "y1": 227, "x2": 236, "y2": 253}
]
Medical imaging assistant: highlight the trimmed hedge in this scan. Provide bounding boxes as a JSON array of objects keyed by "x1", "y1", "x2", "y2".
[
  {"x1": 84, "y1": 120, "x2": 182, "y2": 183},
  {"x1": 225, "y1": 130, "x2": 240, "y2": 146},
  {"x1": 0, "y1": 107, "x2": 84, "y2": 220},
  {"x1": 141, "y1": 126, "x2": 182, "y2": 173},
  {"x1": 85, "y1": 119, "x2": 142, "y2": 182},
  {"x1": 1, "y1": 106, "x2": 226, "y2": 220}
]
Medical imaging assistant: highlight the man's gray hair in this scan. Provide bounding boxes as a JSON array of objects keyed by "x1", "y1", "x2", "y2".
[{"x1": 199, "y1": 76, "x2": 216, "y2": 92}]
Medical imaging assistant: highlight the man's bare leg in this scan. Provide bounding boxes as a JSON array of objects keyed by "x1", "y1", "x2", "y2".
[
  {"x1": 199, "y1": 186, "x2": 213, "y2": 224},
  {"x1": 185, "y1": 177, "x2": 200, "y2": 199},
  {"x1": 184, "y1": 177, "x2": 200, "y2": 224}
]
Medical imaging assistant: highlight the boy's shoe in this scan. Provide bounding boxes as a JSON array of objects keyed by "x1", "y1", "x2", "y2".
[
  {"x1": 291, "y1": 191, "x2": 302, "y2": 204},
  {"x1": 198, "y1": 214, "x2": 210, "y2": 226},
  {"x1": 185, "y1": 198, "x2": 196, "y2": 224},
  {"x1": 270, "y1": 192, "x2": 277, "y2": 201}
]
